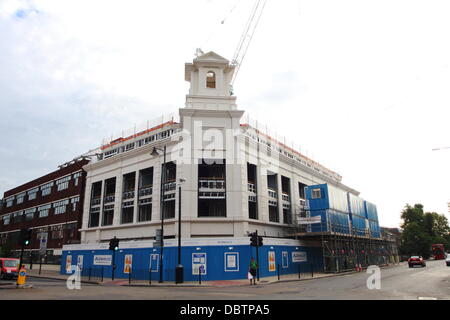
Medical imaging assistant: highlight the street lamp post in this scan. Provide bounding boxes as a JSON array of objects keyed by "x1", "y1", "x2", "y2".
[
  {"x1": 176, "y1": 178, "x2": 186, "y2": 284},
  {"x1": 151, "y1": 145, "x2": 166, "y2": 283}
]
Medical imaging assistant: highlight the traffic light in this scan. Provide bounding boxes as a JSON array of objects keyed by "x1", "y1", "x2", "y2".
[
  {"x1": 257, "y1": 236, "x2": 263, "y2": 247},
  {"x1": 109, "y1": 237, "x2": 119, "y2": 251},
  {"x1": 20, "y1": 228, "x2": 32, "y2": 246},
  {"x1": 250, "y1": 232, "x2": 258, "y2": 247}
]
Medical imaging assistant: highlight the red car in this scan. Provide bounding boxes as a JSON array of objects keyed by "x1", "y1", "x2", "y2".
[
  {"x1": 0, "y1": 258, "x2": 19, "y2": 280},
  {"x1": 408, "y1": 256, "x2": 426, "y2": 268}
]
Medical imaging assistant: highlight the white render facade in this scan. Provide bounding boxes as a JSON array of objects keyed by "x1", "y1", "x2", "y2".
[{"x1": 79, "y1": 51, "x2": 359, "y2": 244}]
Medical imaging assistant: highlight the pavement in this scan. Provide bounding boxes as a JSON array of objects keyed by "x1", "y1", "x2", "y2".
[{"x1": 0, "y1": 262, "x2": 404, "y2": 288}]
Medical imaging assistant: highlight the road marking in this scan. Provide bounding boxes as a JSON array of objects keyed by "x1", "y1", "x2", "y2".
[{"x1": 418, "y1": 297, "x2": 437, "y2": 300}]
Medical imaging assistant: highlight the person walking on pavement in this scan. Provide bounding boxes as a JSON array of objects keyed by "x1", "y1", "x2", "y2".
[{"x1": 249, "y1": 257, "x2": 257, "y2": 285}]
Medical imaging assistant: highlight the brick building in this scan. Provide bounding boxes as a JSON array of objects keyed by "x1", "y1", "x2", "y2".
[{"x1": 0, "y1": 157, "x2": 89, "y2": 263}]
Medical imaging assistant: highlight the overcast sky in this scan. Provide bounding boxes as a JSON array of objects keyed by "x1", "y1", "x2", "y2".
[{"x1": 1, "y1": 0, "x2": 449, "y2": 228}]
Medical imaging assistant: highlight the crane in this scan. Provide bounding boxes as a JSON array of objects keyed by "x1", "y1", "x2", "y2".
[{"x1": 230, "y1": 0, "x2": 268, "y2": 88}]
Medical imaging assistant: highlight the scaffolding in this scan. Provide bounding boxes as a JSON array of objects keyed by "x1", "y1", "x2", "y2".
[{"x1": 291, "y1": 212, "x2": 399, "y2": 273}]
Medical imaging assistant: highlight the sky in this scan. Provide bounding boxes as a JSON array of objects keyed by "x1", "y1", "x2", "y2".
[{"x1": 0, "y1": 0, "x2": 449, "y2": 228}]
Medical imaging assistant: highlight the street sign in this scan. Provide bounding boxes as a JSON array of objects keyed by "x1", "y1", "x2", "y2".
[
  {"x1": 155, "y1": 229, "x2": 163, "y2": 247},
  {"x1": 39, "y1": 232, "x2": 48, "y2": 255},
  {"x1": 296, "y1": 216, "x2": 322, "y2": 224}
]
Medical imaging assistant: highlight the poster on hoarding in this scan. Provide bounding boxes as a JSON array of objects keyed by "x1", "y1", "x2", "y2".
[
  {"x1": 65, "y1": 255, "x2": 72, "y2": 274},
  {"x1": 192, "y1": 253, "x2": 207, "y2": 275},
  {"x1": 150, "y1": 254, "x2": 159, "y2": 272},
  {"x1": 224, "y1": 252, "x2": 239, "y2": 272},
  {"x1": 77, "y1": 255, "x2": 83, "y2": 270},
  {"x1": 292, "y1": 251, "x2": 307, "y2": 263},
  {"x1": 268, "y1": 251, "x2": 276, "y2": 272},
  {"x1": 124, "y1": 254, "x2": 133, "y2": 274}
]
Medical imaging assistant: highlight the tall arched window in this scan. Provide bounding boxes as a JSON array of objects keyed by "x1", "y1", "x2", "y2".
[{"x1": 206, "y1": 71, "x2": 216, "y2": 89}]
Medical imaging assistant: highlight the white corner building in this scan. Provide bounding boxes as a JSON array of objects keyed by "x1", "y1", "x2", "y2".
[{"x1": 63, "y1": 51, "x2": 361, "y2": 281}]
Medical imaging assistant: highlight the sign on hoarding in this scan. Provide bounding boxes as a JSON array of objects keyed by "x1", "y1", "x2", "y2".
[
  {"x1": 192, "y1": 253, "x2": 207, "y2": 275},
  {"x1": 124, "y1": 254, "x2": 132, "y2": 274},
  {"x1": 292, "y1": 251, "x2": 307, "y2": 263},
  {"x1": 224, "y1": 252, "x2": 239, "y2": 272},
  {"x1": 268, "y1": 251, "x2": 276, "y2": 272},
  {"x1": 93, "y1": 255, "x2": 112, "y2": 266},
  {"x1": 296, "y1": 216, "x2": 321, "y2": 224}
]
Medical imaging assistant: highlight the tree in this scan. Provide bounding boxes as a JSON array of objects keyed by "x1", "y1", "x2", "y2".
[
  {"x1": 400, "y1": 204, "x2": 429, "y2": 258},
  {"x1": 400, "y1": 204, "x2": 450, "y2": 258}
]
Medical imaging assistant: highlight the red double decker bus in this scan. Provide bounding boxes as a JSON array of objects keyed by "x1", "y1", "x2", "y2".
[{"x1": 431, "y1": 244, "x2": 445, "y2": 260}]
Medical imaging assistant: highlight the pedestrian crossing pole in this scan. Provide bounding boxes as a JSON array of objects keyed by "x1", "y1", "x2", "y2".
[{"x1": 256, "y1": 230, "x2": 260, "y2": 281}]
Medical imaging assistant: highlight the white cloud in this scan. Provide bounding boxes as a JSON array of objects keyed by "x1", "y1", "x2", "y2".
[{"x1": 1, "y1": 0, "x2": 450, "y2": 228}]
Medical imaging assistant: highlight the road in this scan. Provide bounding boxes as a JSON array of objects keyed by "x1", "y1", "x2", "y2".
[{"x1": 1, "y1": 260, "x2": 449, "y2": 300}]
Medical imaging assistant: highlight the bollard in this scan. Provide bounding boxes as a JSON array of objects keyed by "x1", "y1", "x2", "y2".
[
  {"x1": 277, "y1": 264, "x2": 280, "y2": 280},
  {"x1": 311, "y1": 263, "x2": 314, "y2": 278},
  {"x1": 129, "y1": 269, "x2": 132, "y2": 284},
  {"x1": 298, "y1": 264, "x2": 301, "y2": 279},
  {"x1": 199, "y1": 268, "x2": 201, "y2": 285},
  {"x1": 101, "y1": 266, "x2": 104, "y2": 282}
]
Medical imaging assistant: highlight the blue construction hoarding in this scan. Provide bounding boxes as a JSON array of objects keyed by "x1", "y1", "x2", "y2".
[{"x1": 61, "y1": 240, "x2": 323, "y2": 281}]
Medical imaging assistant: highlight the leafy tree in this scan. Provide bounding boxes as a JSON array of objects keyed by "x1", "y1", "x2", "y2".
[{"x1": 400, "y1": 204, "x2": 450, "y2": 258}]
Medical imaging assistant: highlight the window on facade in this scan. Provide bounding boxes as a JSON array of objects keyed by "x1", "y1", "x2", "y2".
[
  {"x1": 89, "y1": 207, "x2": 100, "y2": 227},
  {"x1": 298, "y1": 182, "x2": 307, "y2": 200},
  {"x1": 138, "y1": 198, "x2": 152, "y2": 222},
  {"x1": 50, "y1": 225, "x2": 63, "y2": 240},
  {"x1": 56, "y1": 176, "x2": 71, "y2": 191},
  {"x1": 283, "y1": 208, "x2": 292, "y2": 224},
  {"x1": 102, "y1": 205, "x2": 114, "y2": 226},
  {"x1": 6, "y1": 197, "x2": 14, "y2": 207},
  {"x1": 70, "y1": 196, "x2": 80, "y2": 211},
  {"x1": 24, "y1": 208, "x2": 36, "y2": 221},
  {"x1": 269, "y1": 203, "x2": 279, "y2": 223},
  {"x1": 2, "y1": 214, "x2": 10, "y2": 225},
  {"x1": 53, "y1": 199, "x2": 69, "y2": 215},
  {"x1": 16, "y1": 193, "x2": 25, "y2": 204},
  {"x1": 206, "y1": 71, "x2": 216, "y2": 88},
  {"x1": 38, "y1": 204, "x2": 51, "y2": 218},
  {"x1": 198, "y1": 199, "x2": 226, "y2": 217},
  {"x1": 65, "y1": 223, "x2": 77, "y2": 239},
  {"x1": 41, "y1": 182, "x2": 54, "y2": 196},
  {"x1": 73, "y1": 172, "x2": 82, "y2": 186},
  {"x1": 104, "y1": 178, "x2": 116, "y2": 203},
  {"x1": 28, "y1": 188, "x2": 38, "y2": 200},
  {"x1": 311, "y1": 188, "x2": 321, "y2": 199},
  {"x1": 121, "y1": 201, "x2": 134, "y2": 224},
  {"x1": 12, "y1": 211, "x2": 23, "y2": 224},
  {"x1": 248, "y1": 201, "x2": 258, "y2": 220}
]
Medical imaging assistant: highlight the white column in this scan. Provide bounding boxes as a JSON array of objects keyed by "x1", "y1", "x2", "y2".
[
  {"x1": 113, "y1": 173, "x2": 123, "y2": 226},
  {"x1": 81, "y1": 177, "x2": 92, "y2": 231},
  {"x1": 277, "y1": 173, "x2": 283, "y2": 223},
  {"x1": 152, "y1": 161, "x2": 162, "y2": 222},
  {"x1": 257, "y1": 165, "x2": 268, "y2": 222},
  {"x1": 98, "y1": 181, "x2": 105, "y2": 227},
  {"x1": 133, "y1": 171, "x2": 139, "y2": 223}
]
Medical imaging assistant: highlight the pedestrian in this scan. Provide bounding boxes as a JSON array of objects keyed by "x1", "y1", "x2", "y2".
[{"x1": 248, "y1": 257, "x2": 257, "y2": 285}]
